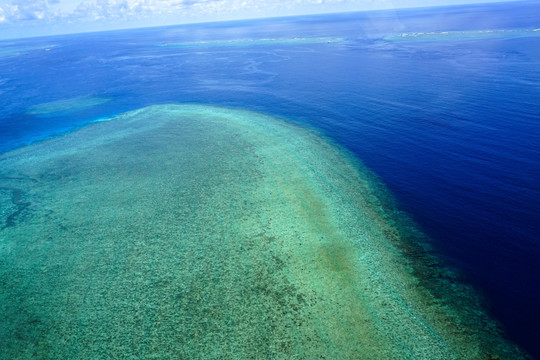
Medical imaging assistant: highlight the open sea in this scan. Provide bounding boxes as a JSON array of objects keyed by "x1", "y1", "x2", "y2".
[{"x1": 1, "y1": 1, "x2": 539, "y2": 358}]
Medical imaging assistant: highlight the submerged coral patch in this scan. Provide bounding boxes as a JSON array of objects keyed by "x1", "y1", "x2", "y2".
[
  {"x1": 0, "y1": 44, "x2": 57, "y2": 58},
  {"x1": 383, "y1": 28, "x2": 540, "y2": 42},
  {"x1": 159, "y1": 37, "x2": 344, "y2": 48},
  {"x1": 0, "y1": 104, "x2": 527, "y2": 359},
  {"x1": 26, "y1": 96, "x2": 110, "y2": 116}
]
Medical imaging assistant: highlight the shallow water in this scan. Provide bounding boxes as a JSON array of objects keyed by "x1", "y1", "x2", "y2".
[
  {"x1": 160, "y1": 37, "x2": 344, "y2": 48},
  {"x1": 383, "y1": 28, "x2": 540, "y2": 41},
  {"x1": 26, "y1": 96, "x2": 110, "y2": 116},
  {"x1": 0, "y1": 104, "x2": 526, "y2": 359}
]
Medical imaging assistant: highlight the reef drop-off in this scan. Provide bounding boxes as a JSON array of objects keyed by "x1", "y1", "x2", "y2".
[{"x1": 0, "y1": 104, "x2": 527, "y2": 359}]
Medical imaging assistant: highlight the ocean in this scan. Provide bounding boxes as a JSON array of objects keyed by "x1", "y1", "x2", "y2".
[{"x1": 1, "y1": 1, "x2": 539, "y2": 358}]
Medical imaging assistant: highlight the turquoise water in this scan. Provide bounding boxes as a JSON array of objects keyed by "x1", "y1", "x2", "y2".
[
  {"x1": 383, "y1": 28, "x2": 540, "y2": 42},
  {"x1": 26, "y1": 96, "x2": 111, "y2": 116},
  {"x1": 160, "y1": 37, "x2": 344, "y2": 48},
  {"x1": 0, "y1": 105, "x2": 526, "y2": 358}
]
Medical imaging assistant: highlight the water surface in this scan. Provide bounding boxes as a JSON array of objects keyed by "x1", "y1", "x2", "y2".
[{"x1": 0, "y1": 1, "x2": 539, "y2": 357}]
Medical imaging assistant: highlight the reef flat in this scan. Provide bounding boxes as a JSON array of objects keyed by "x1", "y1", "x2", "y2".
[
  {"x1": 0, "y1": 44, "x2": 57, "y2": 58},
  {"x1": 383, "y1": 28, "x2": 540, "y2": 42},
  {"x1": 0, "y1": 105, "x2": 527, "y2": 359},
  {"x1": 159, "y1": 37, "x2": 344, "y2": 48},
  {"x1": 26, "y1": 96, "x2": 110, "y2": 116}
]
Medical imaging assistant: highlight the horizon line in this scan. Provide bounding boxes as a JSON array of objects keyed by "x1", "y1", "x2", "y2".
[{"x1": 0, "y1": 0, "x2": 530, "y2": 41}]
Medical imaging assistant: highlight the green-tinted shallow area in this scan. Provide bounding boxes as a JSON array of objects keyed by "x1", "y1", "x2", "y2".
[
  {"x1": 384, "y1": 28, "x2": 540, "y2": 42},
  {"x1": 0, "y1": 105, "x2": 528, "y2": 359},
  {"x1": 27, "y1": 96, "x2": 110, "y2": 116},
  {"x1": 159, "y1": 37, "x2": 344, "y2": 48},
  {"x1": 0, "y1": 45, "x2": 56, "y2": 58}
]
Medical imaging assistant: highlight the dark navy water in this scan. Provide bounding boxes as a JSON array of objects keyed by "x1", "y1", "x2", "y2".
[{"x1": 1, "y1": 1, "x2": 539, "y2": 357}]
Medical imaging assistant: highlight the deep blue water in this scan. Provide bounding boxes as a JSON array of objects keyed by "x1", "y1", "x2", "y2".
[{"x1": 1, "y1": 1, "x2": 539, "y2": 357}]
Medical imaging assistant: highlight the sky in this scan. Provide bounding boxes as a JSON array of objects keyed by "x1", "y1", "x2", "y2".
[{"x1": 0, "y1": 0, "x2": 523, "y2": 39}]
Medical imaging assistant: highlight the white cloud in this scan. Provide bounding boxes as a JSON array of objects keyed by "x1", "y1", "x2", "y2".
[
  {"x1": 0, "y1": 0, "x2": 62, "y2": 22},
  {"x1": 0, "y1": 0, "x2": 353, "y2": 25},
  {"x1": 67, "y1": 0, "x2": 224, "y2": 22}
]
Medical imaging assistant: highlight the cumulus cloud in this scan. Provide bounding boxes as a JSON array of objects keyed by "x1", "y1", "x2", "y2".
[
  {"x1": 0, "y1": 0, "x2": 61, "y2": 22},
  {"x1": 1, "y1": 0, "x2": 69, "y2": 23},
  {"x1": 0, "y1": 0, "x2": 224, "y2": 23},
  {"x1": 0, "y1": 0, "x2": 357, "y2": 25}
]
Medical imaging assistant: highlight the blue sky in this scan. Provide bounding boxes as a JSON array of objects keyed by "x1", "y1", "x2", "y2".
[{"x1": 0, "y1": 0, "x2": 523, "y2": 39}]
